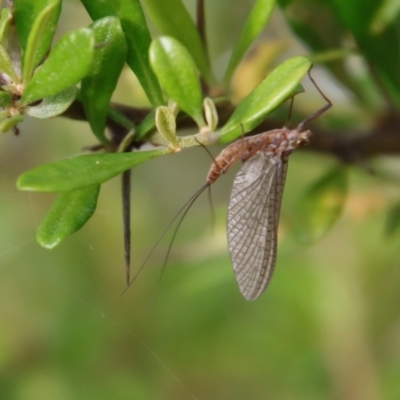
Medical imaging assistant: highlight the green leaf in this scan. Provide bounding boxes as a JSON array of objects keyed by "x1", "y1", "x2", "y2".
[
  {"x1": 106, "y1": 107, "x2": 136, "y2": 131},
  {"x1": 25, "y1": 86, "x2": 77, "y2": 119},
  {"x1": 294, "y1": 166, "x2": 348, "y2": 245},
  {"x1": 329, "y1": 0, "x2": 400, "y2": 106},
  {"x1": 218, "y1": 56, "x2": 312, "y2": 142},
  {"x1": 0, "y1": 91, "x2": 12, "y2": 107},
  {"x1": 0, "y1": 8, "x2": 13, "y2": 44},
  {"x1": 81, "y1": 0, "x2": 164, "y2": 106},
  {"x1": 0, "y1": 43, "x2": 19, "y2": 82},
  {"x1": 0, "y1": 114, "x2": 24, "y2": 133},
  {"x1": 21, "y1": 28, "x2": 94, "y2": 105},
  {"x1": 134, "y1": 109, "x2": 156, "y2": 140},
  {"x1": 223, "y1": 0, "x2": 276, "y2": 84},
  {"x1": 117, "y1": 128, "x2": 135, "y2": 153},
  {"x1": 278, "y1": 0, "x2": 368, "y2": 105},
  {"x1": 155, "y1": 106, "x2": 179, "y2": 149},
  {"x1": 36, "y1": 185, "x2": 100, "y2": 249},
  {"x1": 14, "y1": 0, "x2": 61, "y2": 64},
  {"x1": 81, "y1": 17, "x2": 127, "y2": 143},
  {"x1": 370, "y1": 0, "x2": 400, "y2": 34},
  {"x1": 22, "y1": 0, "x2": 60, "y2": 84},
  {"x1": 17, "y1": 148, "x2": 170, "y2": 192},
  {"x1": 142, "y1": 0, "x2": 213, "y2": 83},
  {"x1": 385, "y1": 201, "x2": 400, "y2": 237},
  {"x1": 203, "y1": 97, "x2": 218, "y2": 131},
  {"x1": 150, "y1": 36, "x2": 205, "y2": 127}
]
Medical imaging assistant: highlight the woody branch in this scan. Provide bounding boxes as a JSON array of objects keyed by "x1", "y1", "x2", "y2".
[{"x1": 64, "y1": 100, "x2": 400, "y2": 164}]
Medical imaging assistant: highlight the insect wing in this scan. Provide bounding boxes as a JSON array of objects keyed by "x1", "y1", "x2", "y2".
[{"x1": 227, "y1": 152, "x2": 288, "y2": 300}]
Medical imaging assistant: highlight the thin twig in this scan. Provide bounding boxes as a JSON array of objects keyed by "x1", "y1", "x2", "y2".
[
  {"x1": 62, "y1": 100, "x2": 400, "y2": 164},
  {"x1": 122, "y1": 169, "x2": 132, "y2": 284},
  {"x1": 196, "y1": 0, "x2": 209, "y2": 95},
  {"x1": 196, "y1": 0, "x2": 207, "y2": 49}
]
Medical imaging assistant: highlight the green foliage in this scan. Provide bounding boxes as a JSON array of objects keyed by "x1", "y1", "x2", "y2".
[
  {"x1": 143, "y1": 0, "x2": 213, "y2": 83},
  {"x1": 150, "y1": 36, "x2": 205, "y2": 128},
  {"x1": 370, "y1": 0, "x2": 400, "y2": 34},
  {"x1": 14, "y1": 0, "x2": 61, "y2": 69},
  {"x1": 0, "y1": 43, "x2": 18, "y2": 82},
  {"x1": 218, "y1": 56, "x2": 311, "y2": 142},
  {"x1": 332, "y1": 0, "x2": 400, "y2": 105},
  {"x1": 0, "y1": 90, "x2": 12, "y2": 107},
  {"x1": 81, "y1": 0, "x2": 164, "y2": 106},
  {"x1": 17, "y1": 149, "x2": 169, "y2": 192},
  {"x1": 0, "y1": 2, "x2": 94, "y2": 134},
  {"x1": 80, "y1": 17, "x2": 127, "y2": 143},
  {"x1": 2, "y1": 1, "x2": 400, "y2": 398},
  {"x1": 36, "y1": 185, "x2": 100, "y2": 248},
  {"x1": 0, "y1": 113, "x2": 23, "y2": 132},
  {"x1": 24, "y1": 86, "x2": 77, "y2": 119},
  {"x1": 203, "y1": 97, "x2": 218, "y2": 131},
  {"x1": 21, "y1": 28, "x2": 95, "y2": 105},
  {"x1": 2, "y1": 2, "x2": 318, "y2": 245},
  {"x1": 21, "y1": 0, "x2": 60, "y2": 85},
  {"x1": 223, "y1": 0, "x2": 276, "y2": 84},
  {"x1": 0, "y1": 7, "x2": 12, "y2": 42},
  {"x1": 0, "y1": 0, "x2": 397, "y2": 294},
  {"x1": 155, "y1": 105, "x2": 179, "y2": 149},
  {"x1": 133, "y1": 109, "x2": 157, "y2": 139},
  {"x1": 279, "y1": 0, "x2": 400, "y2": 106}
]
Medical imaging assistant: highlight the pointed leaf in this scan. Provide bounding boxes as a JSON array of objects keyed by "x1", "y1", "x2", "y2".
[
  {"x1": 21, "y1": 28, "x2": 94, "y2": 105},
  {"x1": 36, "y1": 185, "x2": 100, "y2": 249},
  {"x1": 218, "y1": 56, "x2": 311, "y2": 142},
  {"x1": 167, "y1": 99, "x2": 179, "y2": 117},
  {"x1": 80, "y1": 17, "x2": 127, "y2": 143},
  {"x1": 142, "y1": 0, "x2": 213, "y2": 83},
  {"x1": 278, "y1": 0, "x2": 367, "y2": 105},
  {"x1": 330, "y1": 0, "x2": 400, "y2": 106},
  {"x1": 203, "y1": 97, "x2": 218, "y2": 131},
  {"x1": 150, "y1": 36, "x2": 205, "y2": 127},
  {"x1": 0, "y1": 43, "x2": 18, "y2": 82},
  {"x1": 370, "y1": 0, "x2": 400, "y2": 34},
  {"x1": 106, "y1": 106, "x2": 136, "y2": 131},
  {"x1": 25, "y1": 86, "x2": 77, "y2": 119},
  {"x1": 22, "y1": 0, "x2": 60, "y2": 84},
  {"x1": 294, "y1": 166, "x2": 348, "y2": 245},
  {"x1": 134, "y1": 109, "x2": 156, "y2": 140},
  {"x1": 0, "y1": 8, "x2": 13, "y2": 43},
  {"x1": 14, "y1": 0, "x2": 61, "y2": 63},
  {"x1": 17, "y1": 148, "x2": 169, "y2": 192},
  {"x1": 117, "y1": 129, "x2": 136, "y2": 153},
  {"x1": 224, "y1": 0, "x2": 276, "y2": 84},
  {"x1": 0, "y1": 114, "x2": 24, "y2": 133},
  {"x1": 81, "y1": 0, "x2": 164, "y2": 106},
  {"x1": 155, "y1": 105, "x2": 179, "y2": 148}
]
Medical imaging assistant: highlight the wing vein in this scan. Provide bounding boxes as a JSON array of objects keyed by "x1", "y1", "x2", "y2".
[{"x1": 228, "y1": 153, "x2": 288, "y2": 300}]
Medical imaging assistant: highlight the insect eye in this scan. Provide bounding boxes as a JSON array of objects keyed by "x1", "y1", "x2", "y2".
[{"x1": 296, "y1": 133, "x2": 311, "y2": 147}]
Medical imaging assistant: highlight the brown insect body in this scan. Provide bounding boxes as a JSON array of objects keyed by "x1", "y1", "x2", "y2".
[{"x1": 207, "y1": 127, "x2": 311, "y2": 184}]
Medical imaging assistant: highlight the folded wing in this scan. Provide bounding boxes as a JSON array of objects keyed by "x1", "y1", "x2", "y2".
[{"x1": 228, "y1": 152, "x2": 288, "y2": 300}]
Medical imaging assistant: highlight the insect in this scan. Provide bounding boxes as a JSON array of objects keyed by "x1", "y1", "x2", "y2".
[
  {"x1": 226, "y1": 128, "x2": 315, "y2": 299},
  {"x1": 127, "y1": 69, "x2": 331, "y2": 299}
]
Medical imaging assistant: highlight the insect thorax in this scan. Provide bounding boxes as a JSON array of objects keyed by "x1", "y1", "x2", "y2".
[{"x1": 274, "y1": 128, "x2": 312, "y2": 156}]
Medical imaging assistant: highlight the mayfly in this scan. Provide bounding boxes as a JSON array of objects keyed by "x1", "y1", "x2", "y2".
[{"x1": 127, "y1": 69, "x2": 332, "y2": 300}]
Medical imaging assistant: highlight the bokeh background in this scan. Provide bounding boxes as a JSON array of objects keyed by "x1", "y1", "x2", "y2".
[{"x1": 1, "y1": 0, "x2": 400, "y2": 399}]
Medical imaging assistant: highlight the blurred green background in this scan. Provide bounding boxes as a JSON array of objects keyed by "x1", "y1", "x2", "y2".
[{"x1": 1, "y1": 0, "x2": 400, "y2": 399}]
